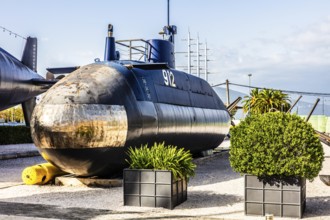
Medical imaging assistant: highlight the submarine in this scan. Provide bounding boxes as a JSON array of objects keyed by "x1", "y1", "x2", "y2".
[
  {"x1": 31, "y1": 23, "x2": 231, "y2": 177},
  {"x1": 0, "y1": 37, "x2": 53, "y2": 125}
]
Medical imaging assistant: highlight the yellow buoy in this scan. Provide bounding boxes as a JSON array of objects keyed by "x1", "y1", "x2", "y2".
[{"x1": 22, "y1": 163, "x2": 66, "y2": 185}]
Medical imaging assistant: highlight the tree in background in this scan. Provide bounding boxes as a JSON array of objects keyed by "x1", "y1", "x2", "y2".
[
  {"x1": 0, "y1": 106, "x2": 25, "y2": 123},
  {"x1": 243, "y1": 88, "x2": 291, "y2": 114}
]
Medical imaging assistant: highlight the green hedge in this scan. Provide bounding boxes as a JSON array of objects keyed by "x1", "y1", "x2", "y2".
[
  {"x1": 230, "y1": 112, "x2": 324, "y2": 181},
  {"x1": 0, "y1": 126, "x2": 33, "y2": 145}
]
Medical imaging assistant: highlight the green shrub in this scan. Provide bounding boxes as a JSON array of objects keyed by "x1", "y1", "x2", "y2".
[
  {"x1": 126, "y1": 142, "x2": 196, "y2": 180},
  {"x1": 0, "y1": 126, "x2": 32, "y2": 145},
  {"x1": 230, "y1": 112, "x2": 324, "y2": 181}
]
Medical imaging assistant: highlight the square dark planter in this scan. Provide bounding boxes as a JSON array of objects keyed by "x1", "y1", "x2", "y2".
[
  {"x1": 245, "y1": 174, "x2": 306, "y2": 218},
  {"x1": 123, "y1": 169, "x2": 187, "y2": 209}
]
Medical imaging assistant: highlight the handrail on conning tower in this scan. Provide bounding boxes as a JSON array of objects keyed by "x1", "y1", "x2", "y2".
[{"x1": 115, "y1": 39, "x2": 151, "y2": 61}]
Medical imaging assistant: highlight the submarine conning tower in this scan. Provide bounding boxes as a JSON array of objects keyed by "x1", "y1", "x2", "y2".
[
  {"x1": 147, "y1": 24, "x2": 177, "y2": 68},
  {"x1": 104, "y1": 24, "x2": 177, "y2": 68}
]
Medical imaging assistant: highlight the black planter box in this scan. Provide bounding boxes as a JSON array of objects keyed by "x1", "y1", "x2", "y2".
[
  {"x1": 245, "y1": 174, "x2": 306, "y2": 218},
  {"x1": 123, "y1": 169, "x2": 187, "y2": 209}
]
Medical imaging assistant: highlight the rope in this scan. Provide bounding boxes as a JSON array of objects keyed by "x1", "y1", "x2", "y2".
[
  {"x1": 0, "y1": 26, "x2": 27, "y2": 40},
  {"x1": 212, "y1": 81, "x2": 330, "y2": 97}
]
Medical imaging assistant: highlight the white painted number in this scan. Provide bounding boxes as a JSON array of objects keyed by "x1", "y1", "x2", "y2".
[
  {"x1": 162, "y1": 70, "x2": 169, "y2": 86},
  {"x1": 162, "y1": 70, "x2": 176, "y2": 87}
]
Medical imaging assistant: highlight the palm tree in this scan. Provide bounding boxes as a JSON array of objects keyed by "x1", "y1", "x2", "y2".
[
  {"x1": 243, "y1": 88, "x2": 291, "y2": 114},
  {"x1": 242, "y1": 88, "x2": 261, "y2": 114},
  {"x1": 272, "y1": 90, "x2": 291, "y2": 111}
]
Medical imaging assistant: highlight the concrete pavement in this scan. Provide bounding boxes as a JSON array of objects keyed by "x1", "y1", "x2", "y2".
[
  {"x1": 0, "y1": 144, "x2": 39, "y2": 160},
  {"x1": 0, "y1": 139, "x2": 230, "y2": 161}
]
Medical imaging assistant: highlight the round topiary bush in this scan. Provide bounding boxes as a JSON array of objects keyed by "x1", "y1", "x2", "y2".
[{"x1": 230, "y1": 112, "x2": 324, "y2": 181}]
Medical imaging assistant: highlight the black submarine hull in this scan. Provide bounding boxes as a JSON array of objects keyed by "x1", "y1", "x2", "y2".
[
  {"x1": 31, "y1": 62, "x2": 230, "y2": 176},
  {"x1": 0, "y1": 45, "x2": 45, "y2": 111}
]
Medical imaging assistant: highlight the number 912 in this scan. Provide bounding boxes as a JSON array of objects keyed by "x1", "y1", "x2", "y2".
[{"x1": 162, "y1": 69, "x2": 176, "y2": 87}]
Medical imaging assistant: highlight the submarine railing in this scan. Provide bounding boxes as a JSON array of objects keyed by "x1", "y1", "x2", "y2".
[
  {"x1": 301, "y1": 98, "x2": 330, "y2": 147},
  {"x1": 315, "y1": 130, "x2": 330, "y2": 147},
  {"x1": 287, "y1": 95, "x2": 302, "y2": 113},
  {"x1": 305, "y1": 98, "x2": 320, "y2": 122},
  {"x1": 116, "y1": 39, "x2": 150, "y2": 61},
  {"x1": 223, "y1": 92, "x2": 329, "y2": 147},
  {"x1": 226, "y1": 97, "x2": 242, "y2": 127},
  {"x1": 227, "y1": 97, "x2": 242, "y2": 114}
]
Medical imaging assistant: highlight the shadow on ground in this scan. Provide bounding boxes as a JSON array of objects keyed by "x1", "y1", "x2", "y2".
[
  {"x1": 0, "y1": 191, "x2": 242, "y2": 220},
  {"x1": 304, "y1": 196, "x2": 330, "y2": 218},
  {"x1": 111, "y1": 210, "x2": 243, "y2": 220},
  {"x1": 0, "y1": 201, "x2": 120, "y2": 220}
]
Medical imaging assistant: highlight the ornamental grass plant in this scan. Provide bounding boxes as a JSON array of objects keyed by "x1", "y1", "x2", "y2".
[
  {"x1": 229, "y1": 112, "x2": 324, "y2": 181},
  {"x1": 126, "y1": 142, "x2": 196, "y2": 180}
]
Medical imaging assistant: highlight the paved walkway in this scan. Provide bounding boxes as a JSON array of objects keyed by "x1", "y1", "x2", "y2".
[
  {"x1": 320, "y1": 142, "x2": 330, "y2": 179},
  {"x1": 0, "y1": 139, "x2": 230, "y2": 161},
  {"x1": 0, "y1": 144, "x2": 39, "y2": 160}
]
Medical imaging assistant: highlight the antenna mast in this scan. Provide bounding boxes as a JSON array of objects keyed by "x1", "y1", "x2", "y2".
[
  {"x1": 162, "y1": 0, "x2": 176, "y2": 44},
  {"x1": 167, "y1": 0, "x2": 170, "y2": 26}
]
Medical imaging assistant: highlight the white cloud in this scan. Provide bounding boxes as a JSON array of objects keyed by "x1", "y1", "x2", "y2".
[
  {"x1": 40, "y1": 37, "x2": 49, "y2": 42},
  {"x1": 210, "y1": 17, "x2": 330, "y2": 94}
]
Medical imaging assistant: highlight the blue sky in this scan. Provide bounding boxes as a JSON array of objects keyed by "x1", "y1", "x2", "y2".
[{"x1": 1, "y1": 0, "x2": 330, "y2": 100}]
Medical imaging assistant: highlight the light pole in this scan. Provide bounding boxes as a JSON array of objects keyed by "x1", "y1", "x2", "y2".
[
  {"x1": 248, "y1": 74, "x2": 252, "y2": 114},
  {"x1": 248, "y1": 74, "x2": 252, "y2": 94}
]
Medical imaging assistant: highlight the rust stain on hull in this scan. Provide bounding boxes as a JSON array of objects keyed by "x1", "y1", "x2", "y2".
[{"x1": 31, "y1": 104, "x2": 128, "y2": 149}]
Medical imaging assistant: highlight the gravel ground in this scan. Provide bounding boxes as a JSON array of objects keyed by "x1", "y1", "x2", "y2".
[{"x1": 0, "y1": 142, "x2": 329, "y2": 220}]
